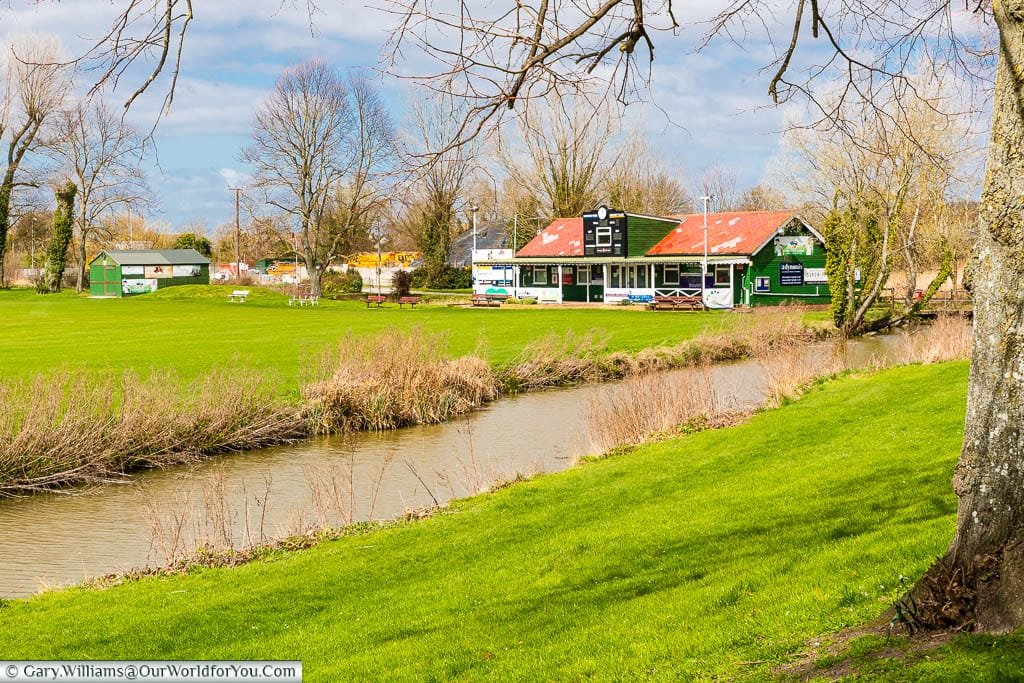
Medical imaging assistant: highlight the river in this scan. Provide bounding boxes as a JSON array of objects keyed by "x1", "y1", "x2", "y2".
[{"x1": 0, "y1": 336, "x2": 904, "y2": 598}]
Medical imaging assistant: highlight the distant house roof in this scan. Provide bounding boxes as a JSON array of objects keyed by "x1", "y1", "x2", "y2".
[
  {"x1": 647, "y1": 211, "x2": 805, "y2": 257},
  {"x1": 91, "y1": 249, "x2": 211, "y2": 266},
  {"x1": 515, "y1": 218, "x2": 584, "y2": 258},
  {"x1": 451, "y1": 221, "x2": 510, "y2": 266}
]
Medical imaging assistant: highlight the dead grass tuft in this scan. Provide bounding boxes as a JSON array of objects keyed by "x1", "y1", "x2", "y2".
[{"x1": 303, "y1": 328, "x2": 500, "y2": 432}]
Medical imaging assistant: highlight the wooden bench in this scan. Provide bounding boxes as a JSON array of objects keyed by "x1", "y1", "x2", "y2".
[
  {"x1": 471, "y1": 294, "x2": 502, "y2": 308},
  {"x1": 366, "y1": 294, "x2": 387, "y2": 308},
  {"x1": 648, "y1": 296, "x2": 705, "y2": 311},
  {"x1": 228, "y1": 289, "x2": 249, "y2": 302},
  {"x1": 398, "y1": 296, "x2": 421, "y2": 308}
]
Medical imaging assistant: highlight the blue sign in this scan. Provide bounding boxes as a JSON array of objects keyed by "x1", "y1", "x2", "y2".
[{"x1": 628, "y1": 293, "x2": 654, "y2": 303}]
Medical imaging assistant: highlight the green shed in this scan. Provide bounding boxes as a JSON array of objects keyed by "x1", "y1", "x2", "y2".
[{"x1": 89, "y1": 249, "x2": 211, "y2": 298}]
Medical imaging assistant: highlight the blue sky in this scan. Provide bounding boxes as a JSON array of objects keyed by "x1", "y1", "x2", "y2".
[{"x1": 0, "y1": 1, "x2": 985, "y2": 232}]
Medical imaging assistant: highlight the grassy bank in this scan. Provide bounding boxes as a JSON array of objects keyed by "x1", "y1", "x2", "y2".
[
  {"x1": 0, "y1": 286, "x2": 792, "y2": 391},
  {"x1": 3, "y1": 362, "x2": 1012, "y2": 680}
]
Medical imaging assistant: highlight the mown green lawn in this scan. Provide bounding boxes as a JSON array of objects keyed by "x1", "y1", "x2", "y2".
[
  {"x1": 2, "y1": 362, "x2": 1013, "y2": 680},
  {"x1": 0, "y1": 286, "x2": 748, "y2": 390}
]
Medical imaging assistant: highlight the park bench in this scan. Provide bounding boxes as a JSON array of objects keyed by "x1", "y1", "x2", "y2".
[
  {"x1": 228, "y1": 289, "x2": 250, "y2": 303},
  {"x1": 471, "y1": 294, "x2": 502, "y2": 308},
  {"x1": 289, "y1": 295, "x2": 319, "y2": 307},
  {"x1": 648, "y1": 296, "x2": 705, "y2": 312},
  {"x1": 366, "y1": 294, "x2": 387, "y2": 308},
  {"x1": 398, "y1": 296, "x2": 421, "y2": 308}
]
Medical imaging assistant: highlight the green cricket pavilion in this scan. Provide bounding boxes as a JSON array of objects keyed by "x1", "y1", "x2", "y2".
[
  {"x1": 88, "y1": 249, "x2": 211, "y2": 297},
  {"x1": 472, "y1": 208, "x2": 830, "y2": 308}
]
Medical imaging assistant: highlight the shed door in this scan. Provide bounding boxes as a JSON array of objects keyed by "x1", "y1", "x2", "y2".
[{"x1": 104, "y1": 265, "x2": 119, "y2": 296}]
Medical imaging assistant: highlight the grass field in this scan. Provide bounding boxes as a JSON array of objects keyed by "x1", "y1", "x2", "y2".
[
  {"x1": 0, "y1": 286, "x2": 763, "y2": 391},
  {"x1": 2, "y1": 361, "x2": 1015, "y2": 680}
]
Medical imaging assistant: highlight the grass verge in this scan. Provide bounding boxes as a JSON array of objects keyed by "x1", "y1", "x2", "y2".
[{"x1": 0, "y1": 361, "x2": 1001, "y2": 681}]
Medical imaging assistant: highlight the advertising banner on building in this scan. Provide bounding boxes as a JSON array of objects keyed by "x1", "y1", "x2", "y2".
[
  {"x1": 172, "y1": 264, "x2": 201, "y2": 277},
  {"x1": 779, "y1": 262, "x2": 805, "y2": 286},
  {"x1": 774, "y1": 236, "x2": 815, "y2": 256},
  {"x1": 122, "y1": 279, "x2": 157, "y2": 294},
  {"x1": 121, "y1": 265, "x2": 144, "y2": 275},
  {"x1": 144, "y1": 265, "x2": 173, "y2": 278}
]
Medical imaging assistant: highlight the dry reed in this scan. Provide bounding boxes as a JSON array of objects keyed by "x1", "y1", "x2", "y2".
[
  {"x1": 303, "y1": 329, "x2": 499, "y2": 432},
  {"x1": 499, "y1": 307, "x2": 823, "y2": 392},
  {"x1": 892, "y1": 315, "x2": 972, "y2": 365},
  {"x1": 585, "y1": 367, "x2": 728, "y2": 453},
  {"x1": 0, "y1": 368, "x2": 305, "y2": 496}
]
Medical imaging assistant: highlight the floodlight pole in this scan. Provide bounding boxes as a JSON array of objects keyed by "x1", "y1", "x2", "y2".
[{"x1": 700, "y1": 195, "x2": 711, "y2": 301}]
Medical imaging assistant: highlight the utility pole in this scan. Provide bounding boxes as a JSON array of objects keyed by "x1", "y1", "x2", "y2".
[
  {"x1": 230, "y1": 187, "x2": 242, "y2": 279},
  {"x1": 700, "y1": 195, "x2": 711, "y2": 303}
]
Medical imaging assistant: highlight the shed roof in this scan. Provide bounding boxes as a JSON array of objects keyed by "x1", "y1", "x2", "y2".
[
  {"x1": 92, "y1": 249, "x2": 212, "y2": 266},
  {"x1": 451, "y1": 221, "x2": 510, "y2": 266},
  {"x1": 515, "y1": 218, "x2": 584, "y2": 258},
  {"x1": 647, "y1": 211, "x2": 801, "y2": 257}
]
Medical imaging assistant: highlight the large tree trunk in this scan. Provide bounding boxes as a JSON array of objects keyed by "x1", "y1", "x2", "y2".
[
  {"x1": 76, "y1": 236, "x2": 87, "y2": 293},
  {"x1": 901, "y1": 0, "x2": 1024, "y2": 634},
  {"x1": 0, "y1": 179, "x2": 13, "y2": 288},
  {"x1": 38, "y1": 182, "x2": 77, "y2": 294}
]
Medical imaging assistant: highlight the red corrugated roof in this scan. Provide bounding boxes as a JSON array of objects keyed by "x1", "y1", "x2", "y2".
[
  {"x1": 647, "y1": 211, "x2": 796, "y2": 256},
  {"x1": 515, "y1": 217, "x2": 584, "y2": 257}
]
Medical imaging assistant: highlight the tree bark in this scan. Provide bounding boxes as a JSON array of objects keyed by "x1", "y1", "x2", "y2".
[{"x1": 902, "y1": 0, "x2": 1024, "y2": 634}]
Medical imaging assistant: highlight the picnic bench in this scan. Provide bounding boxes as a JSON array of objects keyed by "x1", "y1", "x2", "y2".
[
  {"x1": 366, "y1": 294, "x2": 387, "y2": 308},
  {"x1": 228, "y1": 289, "x2": 250, "y2": 303},
  {"x1": 648, "y1": 296, "x2": 705, "y2": 312},
  {"x1": 289, "y1": 295, "x2": 319, "y2": 307},
  {"x1": 398, "y1": 296, "x2": 421, "y2": 308},
  {"x1": 471, "y1": 293, "x2": 504, "y2": 308}
]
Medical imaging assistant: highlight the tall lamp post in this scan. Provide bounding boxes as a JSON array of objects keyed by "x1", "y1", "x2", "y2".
[{"x1": 700, "y1": 195, "x2": 711, "y2": 303}]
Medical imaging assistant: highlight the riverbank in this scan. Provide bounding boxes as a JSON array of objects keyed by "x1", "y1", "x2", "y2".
[
  {"x1": 0, "y1": 293, "x2": 824, "y2": 495},
  {"x1": 4, "y1": 360, "x2": 1015, "y2": 680}
]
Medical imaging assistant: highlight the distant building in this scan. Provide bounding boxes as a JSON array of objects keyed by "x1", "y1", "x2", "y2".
[
  {"x1": 450, "y1": 222, "x2": 509, "y2": 268},
  {"x1": 472, "y1": 208, "x2": 830, "y2": 307},
  {"x1": 89, "y1": 249, "x2": 211, "y2": 298}
]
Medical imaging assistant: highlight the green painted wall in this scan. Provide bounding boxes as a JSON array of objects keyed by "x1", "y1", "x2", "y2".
[
  {"x1": 746, "y1": 232, "x2": 830, "y2": 306},
  {"x1": 519, "y1": 264, "x2": 557, "y2": 288},
  {"x1": 626, "y1": 217, "x2": 679, "y2": 258}
]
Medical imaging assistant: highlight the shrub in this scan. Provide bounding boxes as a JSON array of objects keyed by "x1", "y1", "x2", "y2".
[
  {"x1": 392, "y1": 269, "x2": 413, "y2": 298},
  {"x1": 410, "y1": 265, "x2": 472, "y2": 290},
  {"x1": 321, "y1": 270, "x2": 362, "y2": 297}
]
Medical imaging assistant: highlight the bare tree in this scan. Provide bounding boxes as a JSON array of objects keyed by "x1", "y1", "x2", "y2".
[
  {"x1": 401, "y1": 93, "x2": 477, "y2": 284},
  {"x1": 603, "y1": 130, "x2": 691, "y2": 215},
  {"x1": 0, "y1": 36, "x2": 68, "y2": 286},
  {"x1": 735, "y1": 184, "x2": 786, "y2": 212},
  {"x1": 784, "y1": 75, "x2": 969, "y2": 334},
  {"x1": 696, "y1": 164, "x2": 739, "y2": 212},
  {"x1": 499, "y1": 93, "x2": 614, "y2": 221},
  {"x1": 47, "y1": 98, "x2": 150, "y2": 292},
  {"x1": 243, "y1": 63, "x2": 392, "y2": 297}
]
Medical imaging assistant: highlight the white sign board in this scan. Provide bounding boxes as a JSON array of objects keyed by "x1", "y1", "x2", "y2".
[{"x1": 805, "y1": 267, "x2": 827, "y2": 284}]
